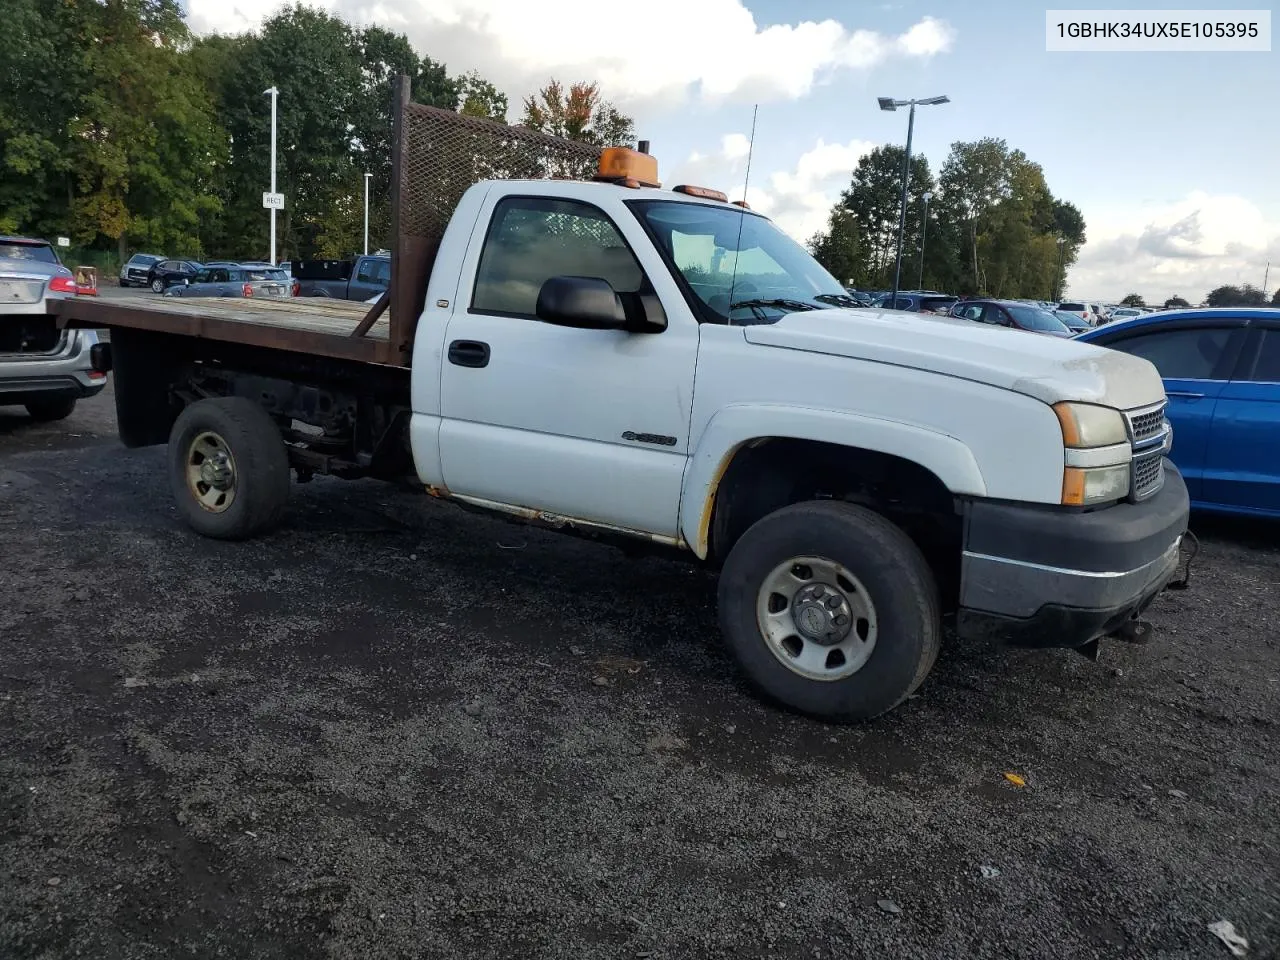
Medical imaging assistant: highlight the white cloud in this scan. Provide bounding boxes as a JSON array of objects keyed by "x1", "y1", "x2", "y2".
[
  {"x1": 184, "y1": 0, "x2": 953, "y2": 109},
  {"x1": 1071, "y1": 193, "x2": 1280, "y2": 302},
  {"x1": 666, "y1": 134, "x2": 876, "y2": 241}
]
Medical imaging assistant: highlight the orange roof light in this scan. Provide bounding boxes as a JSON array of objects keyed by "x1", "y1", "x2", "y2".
[
  {"x1": 731, "y1": 199, "x2": 750, "y2": 209},
  {"x1": 673, "y1": 184, "x2": 728, "y2": 203},
  {"x1": 595, "y1": 147, "x2": 660, "y2": 188}
]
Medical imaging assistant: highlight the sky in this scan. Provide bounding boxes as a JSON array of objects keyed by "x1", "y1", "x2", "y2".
[{"x1": 183, "y1": 0, "x2": 1280, "y2": 303}]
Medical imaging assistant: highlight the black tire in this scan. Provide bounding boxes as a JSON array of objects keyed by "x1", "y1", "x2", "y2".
[
  {"x1": 25, "y1": 397, "x2": 77, "y2": 422},
  {"x1": 167, "y1": 397, "x2": 290, "y2": 540},
  {"x1": 150, "y1": 278, "x2": 164, "y2": 294},
  {"x1": 717, "y1": 501, "x2": 941, "y2": 721}
]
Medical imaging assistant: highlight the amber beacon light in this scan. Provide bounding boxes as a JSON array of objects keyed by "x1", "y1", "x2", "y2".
[{"x1": 595, "y1": 147, "x2": 661, "y2": 188}]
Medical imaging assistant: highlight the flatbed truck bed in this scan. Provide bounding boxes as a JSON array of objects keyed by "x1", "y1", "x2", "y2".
[{"x1": 55, "y1": 294, "x2": 397, "y2": 367}]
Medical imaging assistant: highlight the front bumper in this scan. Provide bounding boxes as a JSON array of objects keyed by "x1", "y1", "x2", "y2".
[
  {"x1": 956, "y1": 461, "x2": 1190, "y2": 648},
  {"x1": 0, "y1": 329, "x2": 106, "y2": 405}
]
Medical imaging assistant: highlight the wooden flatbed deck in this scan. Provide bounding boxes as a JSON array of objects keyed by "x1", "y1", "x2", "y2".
[{"x1": 56, "y1": 294, "x2": 404, "y2": 366}]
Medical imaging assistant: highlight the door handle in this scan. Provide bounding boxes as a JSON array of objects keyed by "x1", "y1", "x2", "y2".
[
  {"x1": 1165, "y1": 390, "x2": 1205, "y2": 399},
  {"x1": 448, "y1": 340, "x2": 490, "y2": 368}
]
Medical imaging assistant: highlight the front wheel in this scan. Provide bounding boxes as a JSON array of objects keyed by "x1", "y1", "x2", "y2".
[
  {"x1": 717, "y1": 501, "x2": 941, "y2": 720},
  {"x1": 167, "y1": 397, "x2": 291, "y2": 540},
  {"x1": 150, "y1": 278, "x2": 164, "y2": 294}
]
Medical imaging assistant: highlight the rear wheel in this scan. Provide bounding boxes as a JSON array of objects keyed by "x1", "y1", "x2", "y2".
[
  {"x1": 717, "y1": 500, "x2": 941, "y2": 720},
  {"x1": 167, "y1": 397, "x2": 290, "y2": 540},
  {"x1": 25, "y1": 397, "x2": 77, "y2": 422}
]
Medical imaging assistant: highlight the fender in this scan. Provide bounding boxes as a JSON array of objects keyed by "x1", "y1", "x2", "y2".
[{"x1": 678, "y1": 403, "x2": 988, "y2": 559}]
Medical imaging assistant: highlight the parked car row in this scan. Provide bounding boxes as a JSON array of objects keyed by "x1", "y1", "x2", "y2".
[{"x1": 119, "y1": 254, "x2": 298, "y2": 298}]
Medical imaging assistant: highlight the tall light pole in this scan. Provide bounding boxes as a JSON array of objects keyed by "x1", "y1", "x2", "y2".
[
  {"x1": 917, "y1": 190, "x2": 933, "y2": 291},
  {"x1": 1054, "y1": 236, "x2": 1067, "y2": 301},
  {"x1": 878, "y1": 95, "x2": 948, "y2": 306},
  {"x1": 264, "y1": 86, "x2": 279, "y2": 265},
  {"x1": 363, "y1": 171, "x2": 372, "y2": 256}
]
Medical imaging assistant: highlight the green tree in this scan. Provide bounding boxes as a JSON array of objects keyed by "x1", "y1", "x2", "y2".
[
  {"x1": 1, "y1": 0, "x2": 223, "y2": 257},
  {"x1": 1272, "y1": 287, "x2": 1280, "y2": 305},
  {"x1": 458, "y1": 72, "x2": 508, "y2": 122},
  {"x1": 1164, "y1": 296, "x2": 1191, "y2": 308},
  {"x1": 1120, "y1": 293, "x2": 1146, "y2": 307},
  {"x1": 835, "y1": 146, "x2": 933, "y2": 288},
  {"x1": 1206, "y1": 284, "x2": 1266, "y2": 307},
  {"x1": 807, "y1": 208, "x2": 860, "y2": 285}
]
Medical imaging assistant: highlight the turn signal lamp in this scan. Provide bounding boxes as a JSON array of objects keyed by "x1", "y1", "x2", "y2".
[{"x1": 595, "y1": 147, "x2": 660, "y2": 188}]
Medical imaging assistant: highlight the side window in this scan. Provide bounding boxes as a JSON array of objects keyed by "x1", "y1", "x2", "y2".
[
  {"x1": 979, "y1": 305, "x2": 1007, "y2": 325},
  {"x1": 356, "y1": 259, "x2": 379, "y2": 284},
  {"x1": 1247, "y1": 330, "x2": 1280, "y2": 382},
  {"x1": 956, "y1": 303, "x2": 984, "y2": 321},
  {"x1": 472, "y1": 196, "x2": 644, "y2": 318},
  {"x1": 373, "y1": 260, "x2": 390, "y2": 286},
  {"x1": 1108, "y1": 327, "x2": 1234, "y2": 380},
  {"x1": 210, "y1": 269, "x2": 230, "y2": 283}
]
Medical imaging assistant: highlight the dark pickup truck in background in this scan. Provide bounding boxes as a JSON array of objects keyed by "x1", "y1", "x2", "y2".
[{"x1": 289, "y1": 255, "x2": 390, "y2": 300}]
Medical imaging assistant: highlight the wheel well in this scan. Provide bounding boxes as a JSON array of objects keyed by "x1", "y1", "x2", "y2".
[{"x1": 707, "y1": 438, "x2": 963, "y2": 608}]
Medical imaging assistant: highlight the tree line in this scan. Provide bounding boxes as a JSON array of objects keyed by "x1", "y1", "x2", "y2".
[
  {"x1": 0, "y1": 0, "x2": 635, "y2": 264},
  {"x1": 807, "y1": 138, "x2": 1086, "y2": 299},
  {"x1": 1120, "y1": 285, "x2": 1279, "y2": 309}
]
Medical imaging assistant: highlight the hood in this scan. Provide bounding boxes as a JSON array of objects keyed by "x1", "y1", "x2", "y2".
[{"x1": 741, "y1": 307, "x2": 1165, "y2": 409}]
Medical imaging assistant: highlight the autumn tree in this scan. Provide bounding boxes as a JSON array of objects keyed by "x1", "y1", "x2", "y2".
[{"x1": 521, "y1": 80, "x2": 636, "y2": 147}]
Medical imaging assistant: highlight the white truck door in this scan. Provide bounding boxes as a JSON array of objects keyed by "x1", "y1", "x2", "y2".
[{"x1": 438, "y1": 190, "x2": 698, "y2": 539}]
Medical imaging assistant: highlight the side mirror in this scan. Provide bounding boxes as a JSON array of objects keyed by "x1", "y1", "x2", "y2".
[{"x1": 536, "y1": 276, "x2": 626, "y2": 330}]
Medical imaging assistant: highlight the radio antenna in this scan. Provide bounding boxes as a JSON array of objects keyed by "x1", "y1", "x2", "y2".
[{"x1": 726, "y1": 104, "x2": 758, "y2": 327}]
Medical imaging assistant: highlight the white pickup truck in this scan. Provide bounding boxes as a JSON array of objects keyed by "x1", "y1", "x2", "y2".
[{"x1": 57, "y1": 89, "x2": 1189, "y2": 720}]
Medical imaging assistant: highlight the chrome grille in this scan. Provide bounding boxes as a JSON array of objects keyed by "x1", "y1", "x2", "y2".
[
  {"x1": 1125, "y1": 403, "x2": 1167, "y2": 445},
  {"x1": 1132, "y1": 451, "x2": 1164, "y2": 501}
]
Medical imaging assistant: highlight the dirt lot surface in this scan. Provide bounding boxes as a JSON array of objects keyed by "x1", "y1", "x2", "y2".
[{"x1": 2, "y1": 385, "x2": 1278, "y2": 959}]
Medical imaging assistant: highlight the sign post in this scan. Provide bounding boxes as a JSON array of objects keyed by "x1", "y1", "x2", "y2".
[{"x1": 264, "y1": 86, "x2": 280, "y2": 265}]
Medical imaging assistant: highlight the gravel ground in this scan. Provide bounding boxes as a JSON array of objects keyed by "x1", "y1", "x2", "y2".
[{"x1": 2, "y1": 385, "x2": 1278, "y2": 960}]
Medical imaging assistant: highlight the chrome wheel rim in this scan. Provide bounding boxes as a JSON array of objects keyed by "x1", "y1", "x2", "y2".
[
  {"x1": 755, "y1": 556, "x2": 878, "y2": 682},
  {"x1": 185, "y1": 431, "x2": 237, "y2": 513}
]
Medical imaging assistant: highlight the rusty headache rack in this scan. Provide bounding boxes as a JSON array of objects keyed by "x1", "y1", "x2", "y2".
[{"x1": 56, "y1": 74, "x2": 603, "y2": 369}]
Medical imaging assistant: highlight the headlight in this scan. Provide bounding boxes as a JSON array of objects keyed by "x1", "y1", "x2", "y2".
[
  {"x1": 1062, "y1": 464, "x2": 1130, "y2": 505},
  {"x1": 1053, "y1": 402, "x2": 1128, "y2": 448}
]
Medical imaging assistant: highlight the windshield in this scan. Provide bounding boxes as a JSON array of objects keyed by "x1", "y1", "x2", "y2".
[
  {"x1": 1008, "y1": 304, "x2": 1071, "y2": 332},
  {"x1": 1054, "y1": 311, "x2": 1089, "y2": 329},
  {"x1": 630, "y1": 200, "x2": 848, "y2": 322},
  {"x1": 0, "y1": 241, "x2": 58, "y2": 264},
  {"x1": 246, "y1": 269, "x2": 289, "y2": 281}
]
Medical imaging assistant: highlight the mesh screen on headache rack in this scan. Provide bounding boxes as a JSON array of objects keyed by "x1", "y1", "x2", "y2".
[{"x1": 397, "y1": 103, "x2": 604, "y2": 248}]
